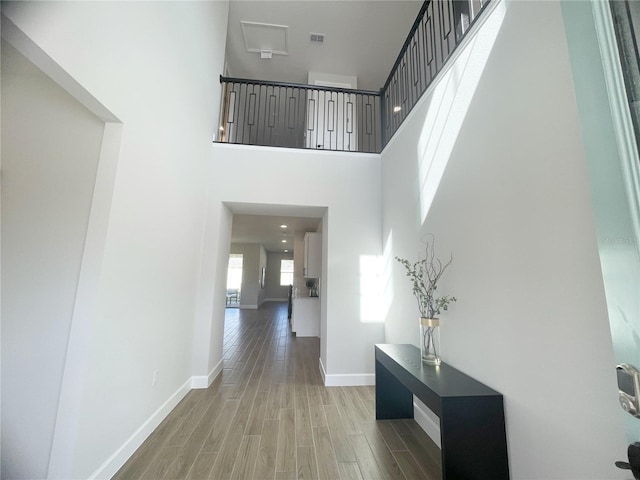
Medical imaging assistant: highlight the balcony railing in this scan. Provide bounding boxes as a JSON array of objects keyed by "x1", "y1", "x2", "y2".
[
  {"x1": 381, "y1": 0, "x2": 490, "y2": 144},
  {"x1": 218, "y1": 77, "x2": 382, "y2": 153},
  {"x1": 216, "y1": 0, "x2": 490, "y2": 153}
]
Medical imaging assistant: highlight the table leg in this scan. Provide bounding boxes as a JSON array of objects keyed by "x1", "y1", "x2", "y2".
[{"x1": 375, "y1": 360, "x2": 414, "y2": 419}]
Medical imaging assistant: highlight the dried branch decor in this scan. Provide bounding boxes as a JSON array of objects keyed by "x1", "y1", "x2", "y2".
[
  {"x1": 396, "y1": 235, "x2": 456, "y2": 365},
  {"x1": 395, "y1": 235, "x2": 456, "y2": 319}
]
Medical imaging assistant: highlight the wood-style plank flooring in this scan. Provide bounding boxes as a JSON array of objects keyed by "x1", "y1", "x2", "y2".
[{"x1": 113, "y1": 302, "x2": 441, "y2": 479}]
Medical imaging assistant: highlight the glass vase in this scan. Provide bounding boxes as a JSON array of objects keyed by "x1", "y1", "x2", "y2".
[{"x1": 420, "y1": 317, "x2": 441, "y2": 366}]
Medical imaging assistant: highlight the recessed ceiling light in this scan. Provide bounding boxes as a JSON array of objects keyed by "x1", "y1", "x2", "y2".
[
  {"x1": 284, "y1": 249, "x2": 289, "y2": 252},
  {"x1": 280, "y1": 224, "x2": 287, "y2": 228},
  {"x1": 393, "y1": 106, "x2": 402, "y2": 113},
  {"x1": 281, "y1": 239, "x2": 287, "y2": 243}
]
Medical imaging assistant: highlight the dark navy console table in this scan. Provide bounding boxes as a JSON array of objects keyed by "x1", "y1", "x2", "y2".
[{"x1": 375, "y1": 344, "x2": 509, "y2": 480}]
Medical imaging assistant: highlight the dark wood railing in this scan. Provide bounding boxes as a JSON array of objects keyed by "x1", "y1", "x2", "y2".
[
  {"x1": 216, "y1": 0, "x2": 491, "y2": 153},
  {"x1": 381, "y1": 0, "x2": 491, "y2": 145},
  {"x1": 218, "y1": 77, "x2": 382, "y2": 153}
]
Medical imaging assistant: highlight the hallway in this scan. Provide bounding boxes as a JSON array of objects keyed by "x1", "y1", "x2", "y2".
[{"x1": 113, "y1": 302, "x2": 440, "y2": 479}]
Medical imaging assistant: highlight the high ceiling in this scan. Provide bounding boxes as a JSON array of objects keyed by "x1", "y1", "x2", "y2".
[
  {"x1": 224, "y1": 2, "x2": 422, "y2": 250},
  {"x1": 224, "y1": 0, "x2": 423, "y2": 91},
  {"x1": 227, "y1": 203, "x2": 325, "y2": 253},
  {"x1": 231, "y1": 214, "x2": 322, "y2": 252}
]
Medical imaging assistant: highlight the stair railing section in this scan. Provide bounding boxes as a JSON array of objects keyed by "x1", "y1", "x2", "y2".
[
  {"x1": 218, "y1": 76, "x2": 382, "y2": 153},
  {"x1": 217, "y1": 0, "x2": 492, "y2": 153},
  {"x1": 381, "y1": 0, "x2": 491, "y2": 146}
]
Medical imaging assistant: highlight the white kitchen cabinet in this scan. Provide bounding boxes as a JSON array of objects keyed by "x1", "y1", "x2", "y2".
[
  {"x1": 303, "y1": 232, "x2": 321, "y2": 278},
  {"x1": 291, "y1": 297, "x2": 320, "y2": 337}
]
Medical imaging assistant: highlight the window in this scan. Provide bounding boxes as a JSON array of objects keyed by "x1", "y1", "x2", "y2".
[
  {"x1": 280, "y1": 259, "x2": 294, "y2": 286},
  {"x1": 227, "y1": 254, "x2": 243, "y2": 290}
]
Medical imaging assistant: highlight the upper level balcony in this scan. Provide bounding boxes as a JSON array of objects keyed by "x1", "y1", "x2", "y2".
[{"x1": 216, "y1": 0, "x2": 491, "y2": 154}]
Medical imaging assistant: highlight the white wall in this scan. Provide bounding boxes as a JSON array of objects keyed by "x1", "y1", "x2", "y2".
[
  {"x1": 381, "y1": 1, "x2": 626, "y2": 478},
  {"x1": 197, "y1": 145, "x2": 382, "y2": 383},
  {"x1": 1, "y1": 42, "x2": 104, "y2": 480},
  {"x1": 230, "y1": 243, "x2": 263, "y2": 308},
  {"x1": 265, "y1": 251, "x2": 294, "y2": 300},
  {"x1": 5, "y1": 1, "x2": 628, "y2": 478},
  {"x1": 1, "y1": 1, "x2": 229, "y2": 477},
  {"x1": 197, "y1": 201, "x2": 232, "y2": 386},
  {"x1": 320, "y1": 212, "x2": 329, "y2": 371}
]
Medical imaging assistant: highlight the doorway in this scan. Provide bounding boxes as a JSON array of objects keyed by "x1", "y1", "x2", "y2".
[{"x1": 226, "y1": 254, "x2": 243, "y2": 308}]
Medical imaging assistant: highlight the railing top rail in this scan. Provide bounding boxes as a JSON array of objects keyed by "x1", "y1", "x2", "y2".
[
  {"x1": 382, "y1": 0, "x2": 430, "y2": 92},
  {"x1": 220, "y1": 75, "x2": 381, "y2": 96}
]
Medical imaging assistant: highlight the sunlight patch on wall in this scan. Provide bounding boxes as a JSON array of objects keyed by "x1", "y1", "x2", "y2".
[
  {"x1": 359, "y1": 231, "x2": 394, "y2": 323},
  {"x1": 380, "y1": 230, "x2": 395, "y2": 323},
  {"x1": 418, "y1": 2, "x2": 507, "y2": 224}
]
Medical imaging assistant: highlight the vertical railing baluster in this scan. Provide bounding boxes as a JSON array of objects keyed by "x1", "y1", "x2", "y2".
[
  {"x1": 217, "y1": 1, "x2": 491, "y2": 152},
  {"x1": 263, "y1": 85, "x2": 268, "y2": 146},
  {"x1": 315, "y1": 88, "x2": 320, "y2": 149},
  {"x1": 379, "y1": 0, "x2": 490, "y2": 148},
  {"x1": 238, "y1": 83, "x2": 244, "y2": 144}
]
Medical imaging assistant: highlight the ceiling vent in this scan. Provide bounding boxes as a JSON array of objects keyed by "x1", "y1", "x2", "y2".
[{"x1": 310, "y1": 33, "x2": 325, "y2": 44}]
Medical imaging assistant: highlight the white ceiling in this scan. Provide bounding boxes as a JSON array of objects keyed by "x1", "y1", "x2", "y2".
[
  {"x1": 227, "y1": 203, "x2": 325, "y2": 252},
  {"x1": 224, "y1": 0, "x2": 423, "y2": 91},
  {"x1": 231, "y1": 214, "x2": 322, "y2": 252},
  {"x1": 224, "y1": 2, "x2": 422, "y2": 249}
]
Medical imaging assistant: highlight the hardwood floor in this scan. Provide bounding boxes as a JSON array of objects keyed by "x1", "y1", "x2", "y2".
[{"x1": 113, "y1": 302, "x2": 441, "y2": 479}]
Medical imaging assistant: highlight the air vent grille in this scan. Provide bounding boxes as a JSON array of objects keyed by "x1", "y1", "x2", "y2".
[{"x1": 310, "y1": 33, "x2": 325, "y2": 44}]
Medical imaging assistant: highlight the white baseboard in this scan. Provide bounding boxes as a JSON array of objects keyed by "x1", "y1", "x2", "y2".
[
  {"x1": 413, "y1": 397, "x2": 441, "y2": 448},
  {"x1": 191, "y1": 358, "x2": 223, "y2": 389},
  {"x1": 318, "y1": 358, "x2": 327, "y2": 385},
  {"x1": 319, "y1": 357, "x2": 326, "y2": 384},
  {"x1": 88, "y1": 377, "x2": 191, "y2": 479},
  {"x1": 324, "y1": 373, "x2": 375, "y2": 386},
  {"x1": 264, "y1": 297, "x2": 287, "y2": 302},
  {"x1": 318, "y1": 358, "x2": 375, "y2": 386}
]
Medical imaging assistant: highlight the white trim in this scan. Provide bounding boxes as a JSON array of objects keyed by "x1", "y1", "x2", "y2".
[
  {"x1": 314, "y1": 80, "x2": 353, "y2": 89},
  {"x1": 191, "y1": 376, "x2": 209, "y2": 389},
  {"x1": 1, "y1": 15, "x2": 120, "y2": 123},
  {"x1": 240, "y1": 21, "x2": 289, "y2": 56},
  {"x1": 319, "y1": 357, "x2": 327, "y2": 384},
  {"x1": 239, "y1": 304, "x2": 258, "y2": 310},
  {"x1": 88, "y1": 378, "x2": 191, "y2": 480},
  {"x1": 323, "y1": 373, "x2": 375, "y2": 387},
  {"x1": 48, "y1": 122, "x2": 123, "y2": 479},
  {"x1": 212, "y1": 141, "x2": 379, "y2": 159},
  {"x1": 319, "y1": 358, "x2": 375, "y2": 386},
  {"x1": 592, "y1": 0, "x2": 640, "y2": 250},
  {"x1": 191, "y1": 359, "x2": 223, "y2": 389},
  {"x1": 413, "y1": 398, "x2": 441, "y2": 448},
  {"x1": 3, "y1": 12, "x2": 125, "y2": 480},
  {"x1": 264, "y1": 297, "x2": 288, "y2": 302}
]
